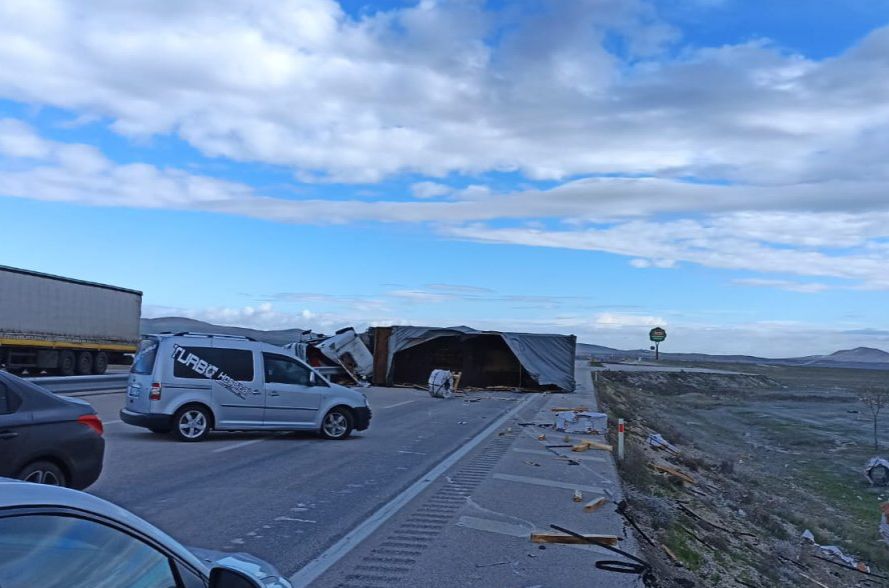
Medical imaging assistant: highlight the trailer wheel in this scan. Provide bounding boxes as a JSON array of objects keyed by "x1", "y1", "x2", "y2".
[
  {"x1": 93, "y1": 352, "x2": 108, "y2": 375},
  {"x1": 58, "y1": 351, "x2": 76, "y2": 376},
  {"x1": 76, "y1": 351, "x2": 93, "y2": 375}
]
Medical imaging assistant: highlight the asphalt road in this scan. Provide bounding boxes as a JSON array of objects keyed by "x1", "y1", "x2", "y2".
[{"x1": 81, "y1": 387, "x2": 520, "y2": 578}]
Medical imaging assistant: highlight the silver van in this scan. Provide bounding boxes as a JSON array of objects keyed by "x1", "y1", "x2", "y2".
[{"x1": 119, "y1": 333, "x2": 371, "y2": 442}]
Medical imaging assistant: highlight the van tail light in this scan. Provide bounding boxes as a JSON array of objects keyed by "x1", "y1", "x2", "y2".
[
  {"x1": 149, "y1": 383, "x2": 162, "y2": 400},
  {"x1": 78, "y1": 414, "x2": 104, "y2": 436}
]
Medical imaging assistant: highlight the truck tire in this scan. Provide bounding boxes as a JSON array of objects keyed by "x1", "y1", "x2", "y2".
[
  {"x1": 93, "y1": 351, "x2": 108, "y2": 375},
  {"x1": 58, "y1": 351, "x2": 76, "y2": 376},
  {"x1": 76, "y1": 351, "x2": 93, "y2": 375}
]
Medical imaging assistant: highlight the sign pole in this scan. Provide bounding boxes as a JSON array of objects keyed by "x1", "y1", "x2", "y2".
[
  {"x1": 617, "y1": 418, "x2": 625, "y2": 461},
  {"x1": 649, "y1": 327, "x2": 666, "y2": 361}
]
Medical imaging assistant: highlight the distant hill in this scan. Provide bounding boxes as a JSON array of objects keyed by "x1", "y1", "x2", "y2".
[
  {"x1": 577, "y1": 341, "x2": 889, "y2": 370},
  {"x1": 141, "y1": 317, "x2": 310, "y2": 346},
  {"x1": 817, "y1": 347, "x2": 889, "y2": 364}
]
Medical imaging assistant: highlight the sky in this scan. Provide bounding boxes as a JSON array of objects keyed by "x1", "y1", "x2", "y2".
[{"x1": 2, "y1": 0, "x2": 889, "y2": 357}]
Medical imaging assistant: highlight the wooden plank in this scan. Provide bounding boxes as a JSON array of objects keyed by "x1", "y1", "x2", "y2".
[
  {"x1": 550, "y1": 406, "x2": 591, "y2": 413},
  {"x1": 583, "y1": 497, "x2": 609, "y2": 512},
  {"x1": 651, "y1": 464, "x2": 696, "y2": 485},
  {"x1": 530, "y1": 532, "x2": 619, "y2": 546}
]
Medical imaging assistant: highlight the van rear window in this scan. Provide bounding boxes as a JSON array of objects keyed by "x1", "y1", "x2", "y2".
[
  {"x1": 172, "y1": 346, "x2": 254, "y2": 382},
  {"x1": 131, "y1": 339, "x2": 159, "y2": 375}
]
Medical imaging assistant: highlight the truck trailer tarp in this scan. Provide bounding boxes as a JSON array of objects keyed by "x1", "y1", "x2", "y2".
[{"x1": 378, "y1": 325, "x2": 576, "y2": 392}]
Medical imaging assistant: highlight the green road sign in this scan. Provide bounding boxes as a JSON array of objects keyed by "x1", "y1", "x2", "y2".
[{"x1": 649, "y1": 327, "x2": 667, "y2": 343}]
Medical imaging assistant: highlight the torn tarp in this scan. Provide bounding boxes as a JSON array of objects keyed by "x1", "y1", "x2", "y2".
[{"x1": 377, "y1": 325, "x2": 576, "y2": 392}]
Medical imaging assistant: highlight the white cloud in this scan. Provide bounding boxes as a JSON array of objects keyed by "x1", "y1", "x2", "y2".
[
  {"x1": 410, "y1": 181, "x2": 452, "y2": 199},
  {"x1": 732, "y1": 278, "x2": 830, "y2": 293},
  {"x1": 3, "y1": 1, "x2": 889, "y2": 185}
]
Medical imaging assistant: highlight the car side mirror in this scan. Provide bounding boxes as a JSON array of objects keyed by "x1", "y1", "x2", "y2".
[
  {"x1": 309, "y1": 371, "x2": 317, "y2": 385},
  {"x1": 209, "y1": 566, "x2": 265, "y2": 588}
]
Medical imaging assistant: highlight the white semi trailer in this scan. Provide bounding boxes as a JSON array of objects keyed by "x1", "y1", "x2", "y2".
[{"x1": 0, "y1": 265, "x2": 142, "y2": 375}]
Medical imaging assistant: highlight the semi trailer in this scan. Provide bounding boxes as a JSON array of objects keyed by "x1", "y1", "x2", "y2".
[{"x1": 0, "y1": 265, "x2": 142, "y2": 375}]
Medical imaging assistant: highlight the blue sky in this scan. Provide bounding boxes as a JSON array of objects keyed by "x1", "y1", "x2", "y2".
[{"x1": 2, "y1": 0, "x2": 889, "y2": 356}]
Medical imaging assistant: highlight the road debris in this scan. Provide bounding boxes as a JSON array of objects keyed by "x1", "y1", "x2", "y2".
[
  {"x1": 650, "y1": 463, "x2": 696, "y2": 485},
  {"x1": 555, "y1": 410, "x2": 607, "y2": 434},
  {"x1": 648, "y1": 432, "x2": 680, "y2": 454},
  {"x1": 530, "y1": 531, "x2": 619, "y2": 546},
  {"x1": 583, "y1": 497, "x2": 609, "y2": 512},
  {"x1": 864, "y1": 456, "x2": 889, "y2": 486},
  {"x1": 428, "y1": 369, "x2": 455, "y2": 398},
  {"x1": 573, "y1": 489, "x2": 584, "y2": 502}
]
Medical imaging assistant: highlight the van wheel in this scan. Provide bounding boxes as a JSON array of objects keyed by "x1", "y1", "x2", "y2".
[
  {"x1": 18, "y1": 461, "x2": 67, "y2": 487},
  {"x1": 76, "y1": 351, "x2": 93, "y2": 375},
  {"x1": 320, "y1": 407, "x2": 353, "y2": 440},
  {"x1": 172, "y1": 406, "x2": 211, "y2": 442}
]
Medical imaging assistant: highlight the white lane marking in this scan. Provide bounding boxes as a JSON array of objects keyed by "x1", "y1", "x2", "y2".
[
  {"x1": 276, "y1": 516, "x2": 318, "y2": 524},
  {"x1": 492, "y1": 473, "x2": 604, "y2": 494},
  {"x1": 511, "y1": 447, "x2": 607, "y2": 463},
  {"x1": 397, "y1": 450, "x2": 426, "y2": 455},
  {"x1": 382, "y1": 400, "x2": 416, "y2": 409},
  {"x1": 288, "y1": 394, "x2": 537, "y2": 587},
  {"x1": 212, "y1": 438, "x2": 266, "y2": 453},
  {"x1": 103, "y1": 419, "x2": 122, "y2": 425}
]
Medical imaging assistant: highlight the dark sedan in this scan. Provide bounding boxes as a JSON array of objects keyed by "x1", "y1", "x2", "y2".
[{"x1": 0, "y1": 371, "x2": 104, "y2": 489}]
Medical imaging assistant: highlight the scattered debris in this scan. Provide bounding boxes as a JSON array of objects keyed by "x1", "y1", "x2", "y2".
[
  {"x1": 523, "y1": 460, "x2": 541, "y2": 467},
  {"x1": 572, "y1": 439, "x2": 613, "y2": 452},
  {"x1": 573, "y1": 489, "x2": 584, "y2": 502},
  {"x1": 584, "y1": 497, "x2": 609, "y2": 512},
  {"x1": 864, "y1": 457, "x2": 889, "y2": 486},
  {"x1": 547, "y1": 524, "x2": 652, "y2": 578},
  {"x1": 536, "y1": 434, "x2": 546, "y2": 441},
  {"x1": 530, "y1": 531, "x2": 619, "y2": 546},
  {"x1": 650, "y1": 463, "x2": 696, "y2": 485},
  {"x1": 661, "y1": 544, "x2": 682, "y2": 566},
  {"x1": 555, "y1": 410, "x2": 607, "y2": 434},
  {"x1": 475, "y1": 560, "x2": 509, "y2": 569},
  {"x1": 802, "y1": 528, "x2": 867, "y2": 570},
  {"x1": 880, "y1": 502, "x2": 889, "y2": 547},
  {"x1": 648, "y1": 432, "x2": 680, "y2": 454}
]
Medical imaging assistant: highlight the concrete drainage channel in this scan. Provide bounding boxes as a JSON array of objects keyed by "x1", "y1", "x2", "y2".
[{"x1": 337, "y1": 432, "x2": 520, "y2": 588}]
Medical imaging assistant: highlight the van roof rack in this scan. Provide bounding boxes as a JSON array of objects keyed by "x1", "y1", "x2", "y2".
[{"x1": 172, "y1": 331, "x2": 257, "y2": 342}]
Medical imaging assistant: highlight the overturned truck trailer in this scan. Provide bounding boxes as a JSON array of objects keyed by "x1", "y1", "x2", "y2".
[{"x1": 370, "y1": 326, "x2": 576, "y2": 392}]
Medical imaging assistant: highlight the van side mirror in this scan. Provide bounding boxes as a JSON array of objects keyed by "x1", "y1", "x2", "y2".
[{"x1": 209, "y1": 566, "x2": 264, "y2": 588}]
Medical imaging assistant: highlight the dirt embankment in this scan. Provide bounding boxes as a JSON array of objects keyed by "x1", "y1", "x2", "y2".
[{"x1": 599, "y1": 368, "x2": 888, "y2": 588}]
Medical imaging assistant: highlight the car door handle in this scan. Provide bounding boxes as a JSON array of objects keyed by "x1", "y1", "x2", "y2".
[
  {"x1": 0, "y1": 431, "x2": 18, "y2": 440},
  {"x1": 268, "y1": 391, "x2": 280, "y2": 397}
]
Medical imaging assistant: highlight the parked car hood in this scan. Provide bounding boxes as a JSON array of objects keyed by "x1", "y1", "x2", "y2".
[{"x1": 188, "y1": 547, "x2": 293, "y2": 587}]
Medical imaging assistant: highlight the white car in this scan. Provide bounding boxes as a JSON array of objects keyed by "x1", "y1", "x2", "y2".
[{"x1": 120, "y1": 332, "x2": 371, "y2": 442}]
